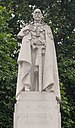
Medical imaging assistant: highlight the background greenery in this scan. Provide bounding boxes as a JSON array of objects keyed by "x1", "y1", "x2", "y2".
[{"x1": 0, "y1": 0, "x2": 75, "y2": 127}]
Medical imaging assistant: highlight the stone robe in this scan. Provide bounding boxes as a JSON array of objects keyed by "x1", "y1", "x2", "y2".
[{"x1": 16, "y1": 24, "x2": 60, "y2": 100}]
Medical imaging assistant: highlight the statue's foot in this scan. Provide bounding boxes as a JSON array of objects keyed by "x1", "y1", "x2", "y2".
[{"x1": 25, "y1": 85, "x2": 30, "y2": 91}]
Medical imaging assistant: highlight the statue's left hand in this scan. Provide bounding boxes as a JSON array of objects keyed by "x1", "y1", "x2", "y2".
[{"x1": 56, "y1": 96, "x2": 62, "y2": 104}]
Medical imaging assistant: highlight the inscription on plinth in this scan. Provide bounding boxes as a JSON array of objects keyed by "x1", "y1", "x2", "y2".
[{"x1": 14, "y1": 92, "x2": 59, "y2": 128}]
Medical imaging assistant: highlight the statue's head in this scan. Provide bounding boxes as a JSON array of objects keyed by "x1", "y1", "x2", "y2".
[{"x1": 32, "y1": 9, "x2": 43, "y2": 22}]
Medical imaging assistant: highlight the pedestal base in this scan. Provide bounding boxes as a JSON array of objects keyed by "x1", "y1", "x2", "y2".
[{"x1": 14, "y1": 92, "x2": 61, "y2": 128}]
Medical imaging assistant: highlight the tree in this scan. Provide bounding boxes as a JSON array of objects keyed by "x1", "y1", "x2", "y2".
[{"x1": 0, "y1": 5, "x2": 18, "y2": 128}]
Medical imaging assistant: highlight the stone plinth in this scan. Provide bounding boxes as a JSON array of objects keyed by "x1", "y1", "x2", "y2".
[{"x1": 14, "y1": 92, "x2": 61, "y2": 128}]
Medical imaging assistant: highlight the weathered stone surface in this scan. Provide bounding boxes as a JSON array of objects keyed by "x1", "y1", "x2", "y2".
[
  {"x1": 16, "y1": 9, "x2": 61, "y2": 101},
  {"x1": 14, "y1": 92, "x2": 61, "y2": 128},
  {"x1": 14, "y1": 9, "x2": 61, "y2": 128}
]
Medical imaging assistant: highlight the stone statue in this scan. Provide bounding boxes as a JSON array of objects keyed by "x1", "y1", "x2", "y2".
[
  {"x1": 16, "y1": 9, "x2": 60, "y2": 101},
  {"x1": 14, "y1": 9, "x2": 61, "y2": 128}
]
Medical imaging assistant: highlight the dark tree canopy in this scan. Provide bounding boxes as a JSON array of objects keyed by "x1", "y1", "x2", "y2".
[{"x1": 0, "y1": 0, "x2": 75, "y2": 127}]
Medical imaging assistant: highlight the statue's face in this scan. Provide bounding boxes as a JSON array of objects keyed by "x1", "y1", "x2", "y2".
[{"x1": 33, "y1": 9, "x2": 42, "y2": 21}]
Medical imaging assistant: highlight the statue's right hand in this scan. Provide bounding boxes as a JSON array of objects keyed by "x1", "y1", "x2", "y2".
[{"x1": 23, "y1": 30, "x2": 30, "y2": 36}]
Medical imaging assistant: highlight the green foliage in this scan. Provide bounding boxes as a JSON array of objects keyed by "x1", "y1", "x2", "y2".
[
  {"x1": 0, "y1": 0, "x2": 75, "y2": 128},
  {"x1": 0, "y1": 5, "x2": 18, "y2": 128}
]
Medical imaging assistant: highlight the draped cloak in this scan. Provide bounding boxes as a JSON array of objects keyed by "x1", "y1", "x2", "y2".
[{"x1": 16, "y1": 24, "x2": 61, "y2": 100}]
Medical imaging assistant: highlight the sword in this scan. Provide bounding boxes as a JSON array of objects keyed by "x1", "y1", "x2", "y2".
[{"x1": 37, "y1": 45, "x2": 45, "y2": 92}]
